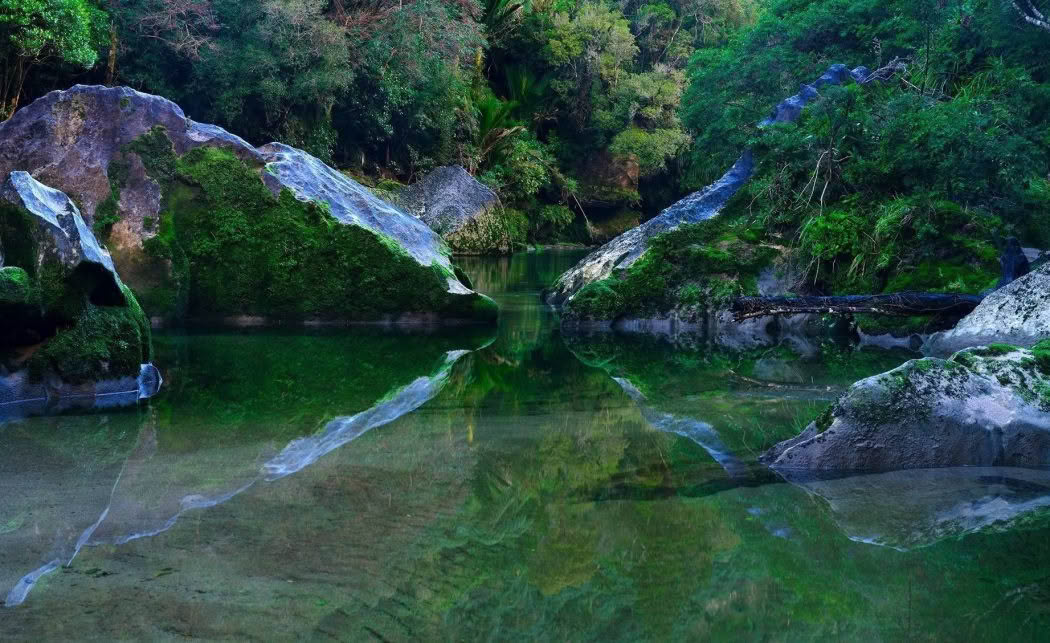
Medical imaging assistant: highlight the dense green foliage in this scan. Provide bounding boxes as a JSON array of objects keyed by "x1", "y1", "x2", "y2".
[
  {"x1": 562, "y1": 0, "x2": 1050, "y2": 322},
  {"x1": 681, "y1": 0, "x2": 1050, "y2": 295},
  {"x1": 0, "y1": 0, "x2": 105, "y2": 116}
]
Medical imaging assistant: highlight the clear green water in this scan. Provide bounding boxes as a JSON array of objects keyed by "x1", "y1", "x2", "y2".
[{"x1": 4, "y1": 250, "x2": 1050, "y2": 640}]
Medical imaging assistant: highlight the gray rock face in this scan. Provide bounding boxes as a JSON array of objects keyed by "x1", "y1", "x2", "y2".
[
  {"x1": 1, "y1": 171, "x2": 123, "y2": 303},
  {"x1": 764, "y1": 346, "x2": 1050, "y2": 471},
  {"x1": 396, "y1": 166, "x2": 510, "y2": 255},
  {"x1": 924, "y1": 263, "x2": 1050, "y2": 356},
  {"x1": 0, "y1": 85, "x2": 485, "y2": 316},
  {"x1": 547, "y1": 65, "x2": 870, "y2": 308}
]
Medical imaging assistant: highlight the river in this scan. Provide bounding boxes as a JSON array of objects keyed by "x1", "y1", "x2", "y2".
[{"x1": 2, "y1": 250, "x2": 1050, "y2": 640}]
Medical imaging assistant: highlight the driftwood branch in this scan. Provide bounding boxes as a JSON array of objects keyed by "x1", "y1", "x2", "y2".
[{"x1": 730, "y1": 292, "x2": 984, "y2": 322}]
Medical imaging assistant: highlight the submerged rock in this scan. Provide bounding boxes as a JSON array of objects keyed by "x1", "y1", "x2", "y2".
[
  {"x1": 0, "y1": 172, "x2": 158, "y2": 415},
  {"x1": 924, "y1": 262, "x2": 1050, "y2": 356},
  {"x1": 764, "y1": 343, "x2": 1050, "y2": 471},
  {"x1": 396, "y1": 166, "x2": 511, "y2": 255},
  {"x1": 0, "y1": 85, "x2": 494, "y2": 324}
]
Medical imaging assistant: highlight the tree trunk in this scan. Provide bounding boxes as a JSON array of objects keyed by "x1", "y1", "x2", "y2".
[
  {"x1": 106, "y1": 23, "x2": 119, "y2": 86},
  {"x1": 730, "y1": 292, "x2": 984, "y2": 322},
  {"x1": 4, "y1": 59, "x2": 28, "y2": 121}
]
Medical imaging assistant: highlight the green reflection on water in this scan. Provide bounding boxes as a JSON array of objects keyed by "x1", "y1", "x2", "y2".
[{"x1": 3, "y1": 250, "x2": 1050, "y2": 641}]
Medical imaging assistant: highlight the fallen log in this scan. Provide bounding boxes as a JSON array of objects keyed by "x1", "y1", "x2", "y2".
[{"x1": 730, "y1": 292, "x2": 984, "y2": 322}]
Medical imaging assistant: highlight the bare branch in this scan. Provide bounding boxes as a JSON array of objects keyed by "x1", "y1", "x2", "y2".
[
  {"x1": 1011, "y1": 1, "x2": 1050, "y2": 32},
  {"x1": 126, "y1": 0, "x2": 220, "y2": 59}
]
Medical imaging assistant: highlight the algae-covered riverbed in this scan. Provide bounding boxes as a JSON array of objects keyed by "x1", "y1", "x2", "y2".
[{"x1": 3, "y1": 250, "x2": 1050, "y2": 640}]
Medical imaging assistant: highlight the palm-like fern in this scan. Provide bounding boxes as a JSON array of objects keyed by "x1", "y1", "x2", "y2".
[
  {"x1": 476, "y1": 96, "x2": 524, "y2": 164},
  {"x1": 506, "y1": 65, "x2": 551, "y2": 129}
]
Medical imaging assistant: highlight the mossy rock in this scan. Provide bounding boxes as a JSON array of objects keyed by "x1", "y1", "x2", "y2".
[
  {"x1": 134, "y1": 145, "x2": 496, "y2": 323},
  {"x1": 1, "y1": 173, "x2": 152, "y2": 387},
  {"x1": 563, "y1": 219, "x2": 778, "y2": 322},
  {"x1": 766, "y1": 344, "x2": 1050, "y2": 471},
  {"x1": 0, "y1": 86, "x2": 494, "y2": 326}
]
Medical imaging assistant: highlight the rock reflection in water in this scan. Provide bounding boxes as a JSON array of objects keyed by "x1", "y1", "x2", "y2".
[
  {"x1": 779, "y1": 467, "x2": 1050, "y2": 550},
  {"x1": 1, "y1": 349, "x2": 472, "y2": 607},
  {"x1": 613, "y1": 377, "x2": 747, "y2": 478}
]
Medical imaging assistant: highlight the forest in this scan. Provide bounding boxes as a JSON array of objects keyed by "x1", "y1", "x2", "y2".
[{"x1": 7, "y1": 0, "x2": 1044, "y2": 252}]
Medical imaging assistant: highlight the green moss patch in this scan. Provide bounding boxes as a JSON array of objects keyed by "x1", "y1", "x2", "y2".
[
  {"x1": 0, "y1": 266, "x2": 33, "y2": 305},
  {"x1": 27, "y1": 284, "x2": 152, "y2": 384},
  {"x1": 883, "y1": 260, "x2": 999, "y2": 295},
  {"x1": 126, "y1": 125, "x2": 178, "y2": 184},
  {"x1": 135, "y1": 142, "x2": 493, "y2": 323},
  {"x1": 565, "y1": 219, "x2": 778, "y2": 322},
  {"x1": 1033, "y1": 339, "x2": 1050, "y2": 376},
  {"x1": 93, "y1": 157, "x2": 131, "y2": 236}
]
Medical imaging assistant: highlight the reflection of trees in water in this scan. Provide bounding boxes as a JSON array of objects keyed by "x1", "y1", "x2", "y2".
[{"x1": 380, "y1": 344, "x2": 748, "y2": 638}]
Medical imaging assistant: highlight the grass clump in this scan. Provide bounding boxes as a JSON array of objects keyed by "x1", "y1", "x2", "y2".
[{"x1": 1033, "y1": 339, "x2": 1050, "y2": 376}]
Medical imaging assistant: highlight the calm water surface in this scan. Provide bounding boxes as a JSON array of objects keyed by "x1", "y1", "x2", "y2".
[{"x1": 4, "y1": 250, "x2": 1050, "y2": 640}]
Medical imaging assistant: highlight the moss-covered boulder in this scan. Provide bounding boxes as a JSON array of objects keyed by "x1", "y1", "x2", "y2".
[
  {"x1": 0, "y1": 171, "x2": 158, "y2": 414},
  {"x1": 395, "y1": 165, "x2": 512, "y2": 255},
  {"x1": 0, "y1": 85, "x2": 496, "y2": 325},
  {"x1": 764, "y1": 342, "x2": 1050, "y2": 471},
  {"x1": 558, "y1": 218, "x2": 834, "y2": 352}
]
